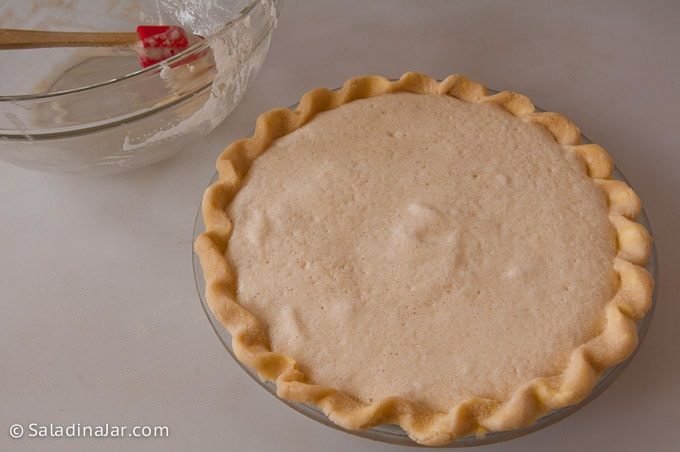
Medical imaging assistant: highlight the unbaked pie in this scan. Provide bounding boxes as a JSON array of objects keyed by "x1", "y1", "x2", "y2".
[{"x1": 195, "y1": 72, "x2": 653, "y2": 446}]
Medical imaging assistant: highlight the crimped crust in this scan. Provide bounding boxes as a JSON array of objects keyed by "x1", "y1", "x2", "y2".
[{"x1": 194, "y1": 72, "x2": 653, "y2": 446}]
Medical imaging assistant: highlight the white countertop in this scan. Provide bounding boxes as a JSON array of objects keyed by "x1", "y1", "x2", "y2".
[{"x1": 2, "y1": 1, "x2": 679, "y2": 450}]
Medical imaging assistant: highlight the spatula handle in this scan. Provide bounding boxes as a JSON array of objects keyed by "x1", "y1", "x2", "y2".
[{"x1": 0, "y1": 28, "x2": 138, "y2": 50}]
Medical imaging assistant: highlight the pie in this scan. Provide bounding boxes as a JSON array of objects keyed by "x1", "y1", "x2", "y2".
[{"x1": 194, "y1": 72, "x2": 653, "y2": 446}]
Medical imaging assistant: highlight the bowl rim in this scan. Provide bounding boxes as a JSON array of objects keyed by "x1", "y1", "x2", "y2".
[{"x1": 0, "y1": 0, "x2": 264, "y2": 101}]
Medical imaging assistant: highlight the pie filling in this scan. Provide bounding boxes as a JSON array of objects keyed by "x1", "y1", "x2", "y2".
[{"x1": 227, "y1": 92, "x2": 617, "y2": 411}]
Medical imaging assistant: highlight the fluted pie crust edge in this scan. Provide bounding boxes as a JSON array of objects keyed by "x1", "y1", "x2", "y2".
[{"x1": 194, "y1": 72, "x2": 653, "y2": 446}]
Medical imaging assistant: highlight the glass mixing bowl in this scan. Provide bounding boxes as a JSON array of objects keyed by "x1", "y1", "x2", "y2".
[
  {"x1": 191, "y1": 95, "x2": 658, "y2": 447},
  {"x1": 0, "y1": 0, "x2": 281, "y2": 175}
]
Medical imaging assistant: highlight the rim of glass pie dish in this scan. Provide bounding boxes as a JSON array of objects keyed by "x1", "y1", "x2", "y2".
[{"x1": 191, "y1": 90, "x2": 658, "y2": 447}]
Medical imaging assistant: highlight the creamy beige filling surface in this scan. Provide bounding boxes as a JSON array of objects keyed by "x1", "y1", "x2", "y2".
[{"x1": 227, "y1": 92, "x2": 617, "y2": 411}]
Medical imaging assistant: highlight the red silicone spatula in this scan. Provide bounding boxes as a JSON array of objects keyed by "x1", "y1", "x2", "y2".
[{"x1": 0, "y1": 25, "x2": 201, "y2": 68}]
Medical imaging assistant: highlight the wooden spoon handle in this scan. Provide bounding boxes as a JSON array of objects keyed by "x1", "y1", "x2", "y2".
[{"x1": 0, "y1": 28, "x2": 138, "y2": 50}]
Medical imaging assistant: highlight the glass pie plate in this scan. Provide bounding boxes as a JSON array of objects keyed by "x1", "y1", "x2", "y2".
[{"x1": 191, "y1": 94, "x2": 658, "y2": 447}]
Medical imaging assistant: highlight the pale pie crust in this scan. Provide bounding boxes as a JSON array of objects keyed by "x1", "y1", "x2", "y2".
[{"x1": 195, "y1": 73, "x2": 653, "y2": 446}]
